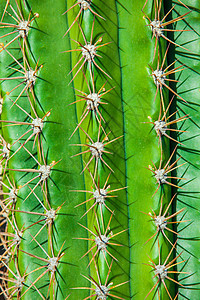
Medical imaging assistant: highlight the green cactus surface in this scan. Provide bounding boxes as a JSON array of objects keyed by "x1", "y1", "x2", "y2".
[{"x1": 0, "y1": 0, "x2": 199, "y2": 299}]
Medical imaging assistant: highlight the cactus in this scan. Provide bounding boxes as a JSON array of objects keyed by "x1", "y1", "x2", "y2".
[{"x1": 0, "y1": 0, "x2": 199, "y2": 299}]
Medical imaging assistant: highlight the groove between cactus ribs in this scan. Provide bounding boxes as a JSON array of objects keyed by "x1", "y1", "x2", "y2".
[{"x1": 115, "y1": 0, "x2": 131, "y2": 298}]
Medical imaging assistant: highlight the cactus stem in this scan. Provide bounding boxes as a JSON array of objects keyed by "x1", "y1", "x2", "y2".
[
  {"x1": 148, "y1": 146, "x2": 187, "y2": 196},
  {"x1": 145, "y1": 96, "x2": 188, "y2": 146},
  {"x1": 74, "y1": 169, "x2": 126, "y2": 219},
  {"x1": 73, "y1": 259, "x2": 128, "y2": 300},
  {"x1": 65, "y1": 18, "x2": 111, "y2": 83},
  {"x1": 0, "y1": 0, "x2": 39, "y2": 52},
  {"x1": 0, "y1": 100, "x2": 50, "y2": 159},
  {"x1": 0, "y1": 177, "x2": 18, "y2": 209},
  {"x1": 6, "y1": 191, "x2": 65, "y2": 241},
  {"x1": 176, "y1": 0, "x2": 190, "y2": 9},
  {"x1": 77, "y1": 212, "x2": 127, "y2": 267},
  {"x1": 145, "y1": 240, "x2": 188, "y2": 299},
  {"x1": 143, "y1": 194, "x2": 187, "y2": 245},
  {"x1": 69, "y1": 78, "x2": 112, "y2": 139},
  {"x1": 142, "y1": 0, "x2": 190, "y2": 60},
  {"x1": 6, "y1": 145, "x2": 59, "y2": 200},
  {"x1": 72, "y1": 123, "x2": 122, "y2": 176},
  {"x1": 0, "y1": 246, "x2": 11, "y2": 267},
  {"x1": 0, "y1": 214, "x2": 26, "y2": 256},
  {"x1": 0, "y1": 259, "x2": 28, "y2": 297},
  {"x1": 0, "y1": 47, "x2": 41, "y2": 105},
  {"x1": 0, "y1": 0, "x2": 9, "y2": 22},
  {"x1": 149, "y1": 120, "x2": 187, "y2": 147},
  {"x1": 0, "y1": 135, "x2": 11, "y2": 177},
  {"x1": 149, "y1": 48, "x2": 187, "y2": 108},
  {"x1": 63, "y1": 0, "x2": 105, "y2": 36},
  {"x1": 20, "y1": 235, "x2": 65, "y2": 299}
]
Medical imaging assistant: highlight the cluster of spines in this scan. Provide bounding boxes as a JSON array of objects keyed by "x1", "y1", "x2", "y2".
[
  {"x1": 0, "y1": 1, "x2": 64, "y2": 298},
  {"x1": 0, "y1": 0, "x2": 126, "y2": 298},
  {"x1": 65, "y1": 1, "x2": 129, "y2": 299},
  {"x1": 65, "y1": 0, "x2": 192, "y2": 299},
  {"x1": 142, "y1": 0, "x2": 194, "y2": 299}
]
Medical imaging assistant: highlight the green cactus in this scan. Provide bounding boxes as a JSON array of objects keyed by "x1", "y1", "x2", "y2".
[{"x1": 0, "y1": 0, "x2": 199, "y2": 299}]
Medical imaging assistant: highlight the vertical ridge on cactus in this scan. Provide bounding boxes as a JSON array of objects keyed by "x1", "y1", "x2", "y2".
[{"x1": 170, "y1": 0, "x2": 200, "y2": 299}]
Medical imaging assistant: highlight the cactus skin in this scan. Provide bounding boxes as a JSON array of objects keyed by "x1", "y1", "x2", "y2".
[
  {"x1": 0, "y1": 1, "x2": 199, "y2": 300},
  {"x1": 116, "y1": 1, "x2": 173, "y2": 298},
  {"x1": 25, "y1": 1, "x2": 90, "y2": 298},
  {"x1": 0, "y1": 0, "x2": 89, "y2": 298},
  {"x1": 67, "y1": 0, "x2": 130, "y2": 298},
  {"x1": 172, "y1": 1, "x2": 200, "y2": 299}
]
